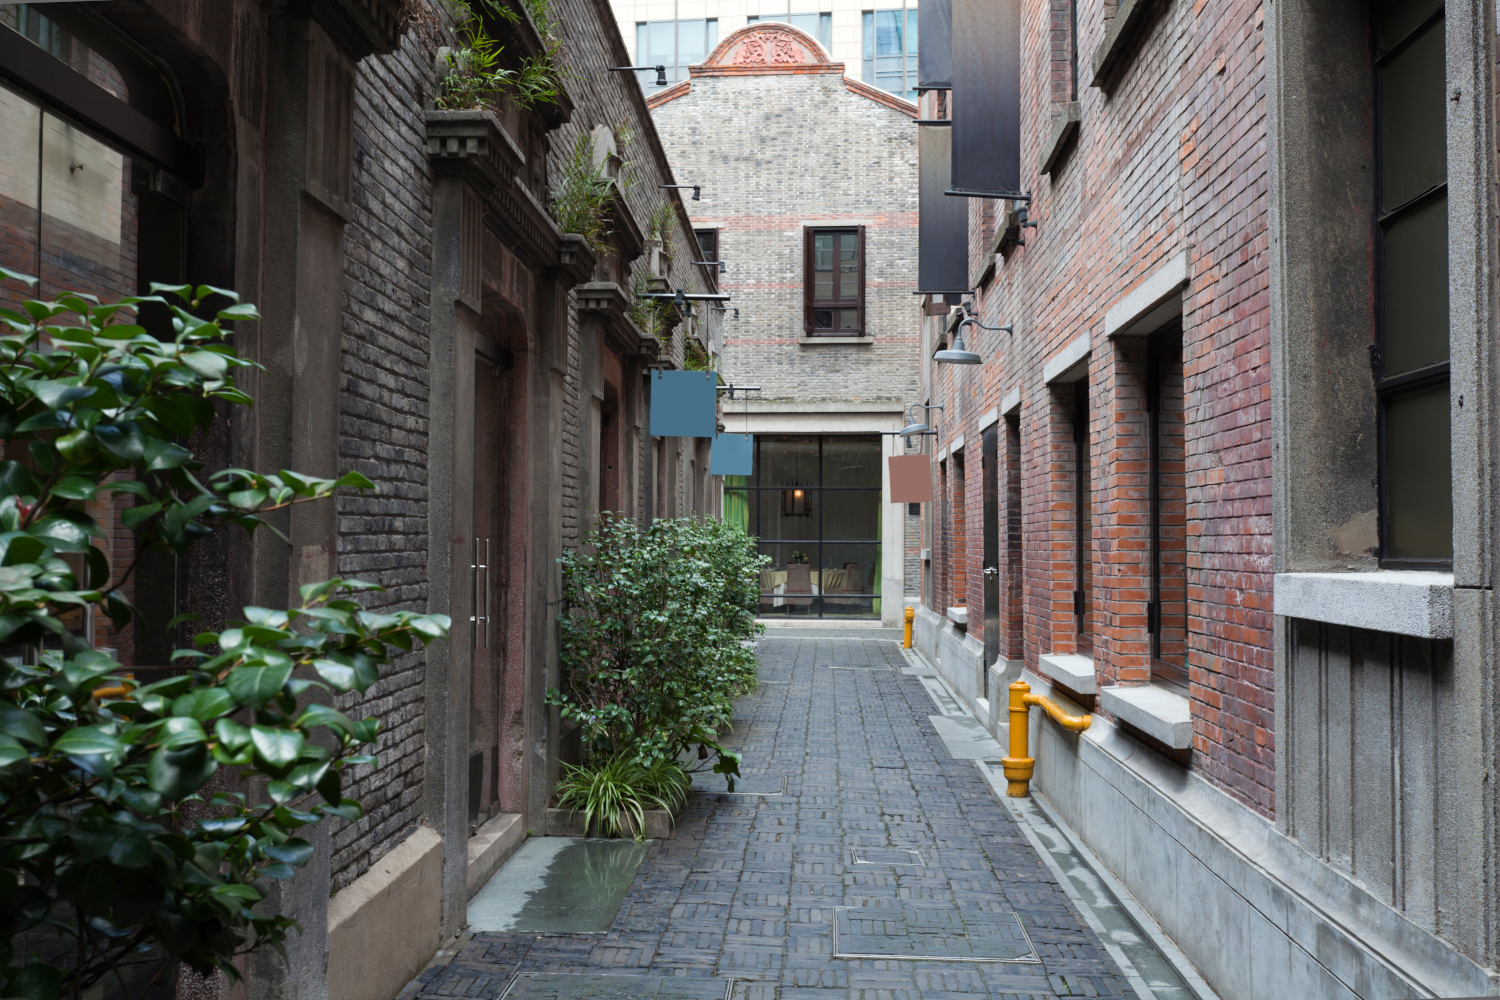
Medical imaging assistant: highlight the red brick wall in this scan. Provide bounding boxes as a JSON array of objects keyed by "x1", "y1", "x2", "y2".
[{"x1": 922, "y1": 0, "x2": 1273, "y2": 815}]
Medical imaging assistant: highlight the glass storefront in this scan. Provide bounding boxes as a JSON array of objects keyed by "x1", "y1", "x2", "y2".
[{"x1": 724, "y1": 435, "x2": 883, "y2": 619}]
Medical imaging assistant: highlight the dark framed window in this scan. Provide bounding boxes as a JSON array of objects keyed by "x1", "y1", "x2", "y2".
[
  {"x1": 1373, "y1": 0, "x2": 1449, "y2": 567},
  {"x1": 803, "y1": 226, "x2": 865, "y2": 335},
  {"x1": 721, "y1": 435, "x2": 883, "y2": 619},
  {"x1": 1146, "y1": 325, "x2": 1187, "y2": 690},
  {"x1": 1072, "y1": 378, "x2": 1092, "y2": 652},
  {"x1": 695, "y1": 227, "x2": 717, "y2": 261}
]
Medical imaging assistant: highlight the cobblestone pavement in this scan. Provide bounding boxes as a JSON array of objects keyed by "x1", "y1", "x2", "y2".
[{"x1": 401, "y1": 636, "x2": 1141, "y2": 999}]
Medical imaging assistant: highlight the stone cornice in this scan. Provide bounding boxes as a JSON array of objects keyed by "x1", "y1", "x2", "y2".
[
  {"x1": 604, "y1": 183, "x2": 646, "y2": 263},
  {"x1": 575, "y1": 282, "x2": 659, "y2": 361},
  {"x1": 274, "y1": 0, "x2": 402, "y2": 58},
  {"x1": 424, "y1": 110, "x2": 564, "y2": 275}
]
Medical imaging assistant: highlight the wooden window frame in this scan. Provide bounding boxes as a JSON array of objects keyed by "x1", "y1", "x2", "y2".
[
  {"x1": 695, "y1": 227, "x2": 718, "y2": 261},
  {"x1": 802, "y1": 225, "x2": 866, "y2": 336}
]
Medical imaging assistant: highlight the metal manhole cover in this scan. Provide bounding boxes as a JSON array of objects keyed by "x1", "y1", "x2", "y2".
[
  {"x1": 501, "y1": 974, "x2": 733, "y2": 999},
  {"x1": 849, "y1": 847, "x2": 924, "y2": 866},
  {"x1": 832, "y1": 906, "x2": 1039, "y2": 963},
  {"x1": 692, "y1": 773, "x2": 791, "y2": 796}
]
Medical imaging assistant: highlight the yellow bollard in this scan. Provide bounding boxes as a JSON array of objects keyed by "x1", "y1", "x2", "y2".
[
  {"x1": 903, "y1": 606, "x2": 914, "y2": 648},
  {"x1": 1000, "y1": 679, "x2": 1093, "y2": 796}
]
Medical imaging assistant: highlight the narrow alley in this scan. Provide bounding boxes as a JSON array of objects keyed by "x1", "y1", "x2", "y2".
[{"x1": 400, "y1": 630, "x2": 1204, "y2": 1000}]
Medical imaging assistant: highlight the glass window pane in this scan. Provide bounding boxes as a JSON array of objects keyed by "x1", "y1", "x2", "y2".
[
  {"x1": 0, "y1": 85, "x2": 41, "y2": 310},
  {"x1": 759, "y1": 435, "x2": 819, "y2": 486},
  {"x1": 838, "y1": 308, "x2": 860, "y2": 330},
  {"x1": 862, "y1": 11, "x2": 875, "y2": 58},
  {"x1": 821, "y1": 494, "x2": 879, "y2": 541},
  {"x1": 677, "y1": 19, "x2": 707, "y2": 74},
  {"x1": 839, "y1": 232, "x2": 858, "y2": 299},
  {"x1": 724, "y1": 488, "x2": 751, "y2": 533},
  {"x1": 707, "y1": 18, "x2": 718, "y2": 50},
  {"x1": 813, "y1": 232, "x2": 833, "y2": 299},
  {"x1": 906, "y1": 8, "x2": 919, "y2": 54},
  {"x1": 820, "y1": 13, "x2": 833, "y2": 49},
  {"x1": 40, "y1": 111, "x2": 131, "y2": 301},
  {"x1": 876, "y1": 10, "x2": 903, "y2": 55},
  {"x1": 820, "y1": 543, "x2": 882, "y2": 618},
  {"x1": 813, "y1": 309, "x2": 833, "y2": 329},
  {"x1": 823, "y1": 436, "x2": 881, "y2": 487},
  {"x1": 1379, "y1": 22, "x2": 1446, "y2": 211},
  {"x1": 1382, "y1": 194, "x2": 1448, "y2": 373},
  {"x1": 1385, "y1": 383, "x2": 1452, "y2": 560},
  {"x1": 1375, "y1": 0, "x2": 1443, "y2": 50},
  {"x1": 758, "y1": 490, "x2": 819, "y2": 542}
]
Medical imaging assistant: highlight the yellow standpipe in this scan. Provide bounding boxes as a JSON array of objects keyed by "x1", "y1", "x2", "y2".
[
  {"x1": 903, "y1": 606, "x2": 914, "y2": 648},
  {"x1": 1000, "y1": 679, "x2": 1092, "y2": 797}
]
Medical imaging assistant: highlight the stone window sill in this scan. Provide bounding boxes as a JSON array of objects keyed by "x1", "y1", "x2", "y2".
[
  {"x1": 799, "y1": 335, "x2": 874, "y2": 346},
  {"x1": 1039, "y1": 652, "x2": 1095, "y2": 694},
  {"x1": 1039, "y1": 101, "x2": 1081, "y2": 176},
  {"x1": 1272, "y1": 571, "x2": 1454, "y2": 639},
  {"x1": 1100, "y1": 684, "x2": 1192, "y2": 749},
  {"x1": 1090, "y1": 0, "x2": 1160, "y2": 92},
  {"x1": 947, "y1": 606, "x2": 968, "y2": 627}
]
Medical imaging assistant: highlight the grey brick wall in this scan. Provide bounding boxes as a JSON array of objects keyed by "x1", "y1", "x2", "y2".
[
  {"x1": 649, "y1": 71, "x2": 921, "y2": 408},
  {"x1": 329, "y1": 26, "x2": 438, "y2": 891}
]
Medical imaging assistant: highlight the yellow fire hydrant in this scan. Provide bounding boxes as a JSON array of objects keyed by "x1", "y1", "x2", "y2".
[
  {"x1": 903, "y1": 606, "x2": 914, "y2": 648},
  {"x1": 1001, "y1": 679, "x2": 1093, "y2": 797}
]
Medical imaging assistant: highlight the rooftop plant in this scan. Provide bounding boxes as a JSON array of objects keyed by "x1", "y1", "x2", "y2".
[{"x1": 434, "y1": 0, "x2": 560, "y2": 112}]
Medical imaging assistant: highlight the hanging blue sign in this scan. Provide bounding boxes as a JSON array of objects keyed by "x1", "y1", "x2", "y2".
[
  {"x1": 710, "y1": 433, "x2": 753, "y2": 475},
  {"x1": 650, "y1": 369, "x2": 717, "y2": 438}
]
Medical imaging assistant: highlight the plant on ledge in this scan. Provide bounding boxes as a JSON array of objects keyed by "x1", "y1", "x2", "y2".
[
  {"x1": 550, "y1": 130, "x2": 616, "y2": 255},
  {"x1": 0, "y1": 269, "x2": 449, "y2": 1000},
  {"x1": 434, "y1": 0, "x2": 560, "y2": 113},
  {"x1": 549, "y1": 514, "x2": 766, "y2": 807}
]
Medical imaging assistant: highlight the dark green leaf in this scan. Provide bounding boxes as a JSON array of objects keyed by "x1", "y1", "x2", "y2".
[
  {"x1": 51, "y1": 474, "x2": 98, "y2": 500},
  {"x1": 225, "y1": 663, "x2": 292, "y2": 707},
  {"x1": 0, "y1": 703, "x2": 46, "y2": 746},
  {"x1": 148, "y1": 743, "x2": 217, "y2": 799},
  {"x1": 0, "y1": 460, "x2": 37, "y2": 498},
  {"x1": 108, "y1": 827, "x2": 153, "y2": 868},
  {"x1": 6, "y1": 962, "x2": 63, "y2": 1000},
  {"x1": 262, "y1": 839, "x2": 314, "y2": 866},
  {"x1": 250, "y1": 726, "x2": 304, "y2": 768},
  {"x1": 94, "y1": 421, "x2": 147, "y2": 461},
  {"x1": 172, "y1": 687, "x2": 235, "y2": 722},
  {"x1": 30, "y1": 514, "x2": 97, "y2": 552},
  {"x1": 143, "y1": 436, "x2": 192, "y2": 471}
]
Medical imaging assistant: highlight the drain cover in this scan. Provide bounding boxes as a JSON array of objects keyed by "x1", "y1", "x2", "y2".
[
  {"x1": 849, "y1": 847, "x2": 924, "y2": 866},
  {"x1": 833, "y1": 906, "x2": 1038, "y2": 963},
  {"x1": 502, "y1": 974, "x2": 731, "y2": 999}
]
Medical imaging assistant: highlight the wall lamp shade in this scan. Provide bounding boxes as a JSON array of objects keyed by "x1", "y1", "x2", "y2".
[
  {"x1": 650, "y1": 370, "x2": 717, "y2": 437},
  {"x1": 898, "y1": 417, "x2": 930, "y2": 437},
  {"x1": 710, "y1": 433, "x2": 753, "y2": 475},
  {"x1": 934, "y1": 328, "x2": 982, "y2": 364},
  {"x1": 610, "y1": 65, "x2": 669, "y2": 86}
]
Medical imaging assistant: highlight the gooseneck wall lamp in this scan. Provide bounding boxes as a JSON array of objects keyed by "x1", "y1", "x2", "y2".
[
  {"x1": 935, "y1": 317, "x2": 1012, "y2": 365},
  {"x1": 898, "y1": 403, "x2": 944, "y2": 437},
  {"x1": 609, "y1": 65, "x2": 669, "y2": 87}
]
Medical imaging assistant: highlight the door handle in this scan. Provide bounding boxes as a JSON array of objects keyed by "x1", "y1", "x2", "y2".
[{"x1": 982, "y1": 567, "x2": 999, "y2": 576}]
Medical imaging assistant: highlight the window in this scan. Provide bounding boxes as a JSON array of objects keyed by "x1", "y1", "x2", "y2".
[
  {"x1": 748, "y1": 12, "x2": 833, "y2": 51},
  {"x1": 635, "y1": 19, "x2": 718, "y2": 88},
  {"x1": 862, "y1": 8, "x2": 919, "y2": 101},
  {"x1": 1073, "y1": 378, "x2": 1092, "y2": 652},
  {"x1": 803, "y1": 227, "x2": 865, "y2": 335},
  {"x1": 722, "y1": 436, "x2": 884, "y2": 619},
  {"x1": 1146, "y1": 326, "x2": 1187, "y2": 689},
  {"x1": 695, "y1": 228, "x2": 718, "y2": 261},
  {"x1": 1374, "y1": 0, "x2": 1449, "y2": 566}
]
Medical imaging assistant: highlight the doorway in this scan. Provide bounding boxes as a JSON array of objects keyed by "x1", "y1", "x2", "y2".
[{"x1": 469, "y1": 353, "x2": 506, "y2": 830}]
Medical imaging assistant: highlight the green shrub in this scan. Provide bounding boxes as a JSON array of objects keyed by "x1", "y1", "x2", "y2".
[
  {"x1": 548, "y1": 514, "x2": 766, "y2": 787},
  {"x1": 0, "y1": 270, "x2": 449, "y2": 1000},
  {"x1": 434, "y1": 0, "x2": 560, "y2": 113}
]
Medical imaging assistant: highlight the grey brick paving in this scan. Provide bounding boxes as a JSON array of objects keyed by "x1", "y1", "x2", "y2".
[{"x1": 401, "y1": 638, "x2": 1137, "y2": 999}]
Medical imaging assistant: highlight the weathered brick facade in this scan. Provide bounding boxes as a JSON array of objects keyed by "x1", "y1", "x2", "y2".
[{"x1": 916, "y1": 0, "x2": 1273, "y2": 808}]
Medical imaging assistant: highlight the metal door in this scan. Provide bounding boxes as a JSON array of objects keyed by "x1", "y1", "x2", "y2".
[{"x1": 981, "y1": 424, "x2": 1000, "y2": 674}]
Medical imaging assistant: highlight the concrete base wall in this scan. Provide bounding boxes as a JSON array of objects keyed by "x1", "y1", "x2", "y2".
[
  {"x1": 1019, "y1": 670, "x2": 1497, "y2": 1000},
  {"x1": 465, "y1": 813, "x2": 525, "y2": 900},
  {"x1": 913, "y1": 605, "x2": 987, "y2": 723},
  {"x1": 327, "y1": 826, "x2": 444, "y2": 1000}
]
